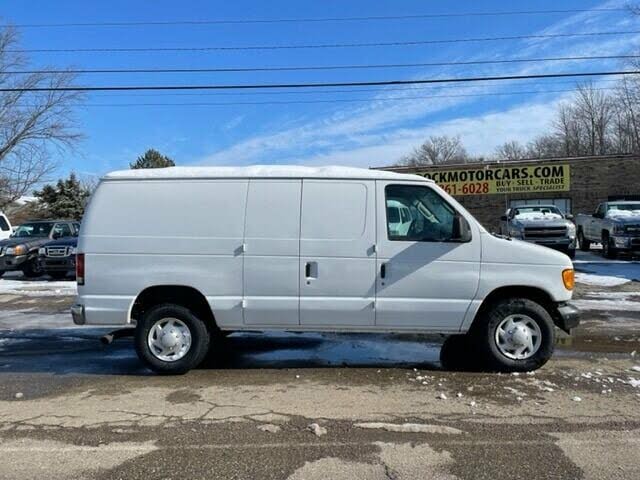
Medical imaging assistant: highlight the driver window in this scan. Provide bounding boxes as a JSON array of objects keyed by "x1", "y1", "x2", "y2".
[
  {"x1": 53, "y1": 223, "x2": 72, "y2": 238},
  {"x1": 385, "y1": 185, "x2": 459, "y2": 242}
]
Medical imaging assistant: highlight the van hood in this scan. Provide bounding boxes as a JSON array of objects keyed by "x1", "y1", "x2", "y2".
[{"x1": 482, "y1": 232, "x2": 572, "y2": 267}]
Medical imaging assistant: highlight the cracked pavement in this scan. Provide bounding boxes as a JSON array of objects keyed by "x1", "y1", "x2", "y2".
[{"x1": 0, "y1": 263, "x2": 639, "y2": 479}]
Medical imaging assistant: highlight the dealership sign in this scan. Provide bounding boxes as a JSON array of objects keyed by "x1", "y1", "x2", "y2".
[{"x1": 417, "y1": 164, "x2": 570, "y2": 196}]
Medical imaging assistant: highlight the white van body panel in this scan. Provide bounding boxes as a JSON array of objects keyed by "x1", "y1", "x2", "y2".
[
  {"x1": 76, "y1": 166, "x2": 574, "y2": 334},
  {"x1": 79, "y1": 179, "x2": 249, "y2": 327},
  {"x1": 243, "y1": 180, "x2": 301, "y2": 326}
]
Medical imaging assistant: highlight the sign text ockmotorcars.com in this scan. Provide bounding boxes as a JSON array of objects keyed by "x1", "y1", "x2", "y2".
[{"x1": 417, "y1": 164, "x2": 570, "y2": 196}]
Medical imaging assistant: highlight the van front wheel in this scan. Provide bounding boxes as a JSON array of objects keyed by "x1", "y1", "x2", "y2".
[
  {"x1": 474, "y1": 298, "x2": 555, "y2": 372},
  {"x1": 135, "y1": 304, "x2": 210, "y2": 374}
]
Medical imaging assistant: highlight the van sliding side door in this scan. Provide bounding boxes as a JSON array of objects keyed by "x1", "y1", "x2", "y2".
[{"x1": 299, "y1": 179, "x2": 376, "y2": 327}]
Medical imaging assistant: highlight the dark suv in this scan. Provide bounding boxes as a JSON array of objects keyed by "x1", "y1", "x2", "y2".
[
  {"x1": 38, "y1": 236, "x2": 78, "y2": 279},
  {"x1": 0, "y1": 220, "x2": 80, "y2": 278}
]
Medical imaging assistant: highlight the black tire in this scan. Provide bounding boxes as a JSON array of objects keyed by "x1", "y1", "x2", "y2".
[
  {"x1": 48, "y1": 271, "x2": 68, "y2": 280},
  {"x1": 21, "y1": 258, "x2": 43, "y2": 278},
  {"x1": 472, "y1": 298, "x2": 555, "y2": 372},
  {"x1": 440, "y1": 335, "x2": 480, "y2": 371},
  {"x1": 566, "y1": 248, "x2": 576, "y2": 260},
  {"x1": 577, "y1": 229, "x2": 590, "y2": 251},
  {"x1": 134, "y1": 303, "x2": 210, "y2": 374},
  {"x1": 602, "y1": 232, "x2": 617, "y2": 259}
]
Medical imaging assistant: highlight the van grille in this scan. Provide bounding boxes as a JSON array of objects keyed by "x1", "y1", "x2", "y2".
[
  {"x1": 45, "y1": 246, "x2": 70, "y2": 257},
  {"x1": 523, "y1": 226, "x2": 567, "y2": 239}
]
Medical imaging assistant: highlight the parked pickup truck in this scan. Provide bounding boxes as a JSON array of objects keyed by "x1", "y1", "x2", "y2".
[
  {"x1": 38, "y1": 236, "x2": 78, "y2": 279},
  {"x1": 499, "y1": 205, "x2": 576, "y2": 259},
  {"x1": 0, "y1": 220, "x2": 80, "y2": 277},
  {"x1": 576, "y1": 201, "x2": 640, "y2": 258}
]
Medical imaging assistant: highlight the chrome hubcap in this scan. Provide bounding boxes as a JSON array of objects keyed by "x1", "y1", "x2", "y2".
[
  {"x1": 147, "y1": 318, "x2": 192, "y2": 362},
  {"x1": 495, "y1": 314, "x2": 542, "y2": 360}
]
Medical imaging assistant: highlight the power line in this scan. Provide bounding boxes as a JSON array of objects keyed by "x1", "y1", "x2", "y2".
[
  {"x1": 3, "y1": 70, "x2": 639, "y2": 93},
  {"x1": 20, "y1": 87, "x2": 613, "y2": 107},
  {"x1": 75, "y1": 78, "x2": 619, "y2": 98},
  {"x1": 3, "y1": 7, "x2": 627, "y2": 28},
  {"x1": 7, "y1": 55, "x2": 640, "y2": 75},
  {"x1": 10, "y1": 30, "x2": 640, "y2": 53}
]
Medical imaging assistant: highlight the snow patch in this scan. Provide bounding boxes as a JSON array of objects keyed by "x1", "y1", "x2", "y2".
[
  {"x1": 0, "y1": 278, "x2": 76, "y2": 297},
  {"x1": 355, "y1": 422, "x2": 463, "y2": 435},
  {"x1": 575, "y1": 272, "x2": 630, "y2": 287},
  {"x1": 514, "y1": 212, "x2": 563, "y2": 221},
  {"x1": 105, "y1": 165, "x2": 429, "y2": 182}
]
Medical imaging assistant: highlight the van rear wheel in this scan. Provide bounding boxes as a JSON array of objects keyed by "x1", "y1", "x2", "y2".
[
  {"x1": 135, "y1": 303, "x2": 210, "y2": 374},
  {"x1": 473, "y1": 298, "x2": 555, "y2": 372}
]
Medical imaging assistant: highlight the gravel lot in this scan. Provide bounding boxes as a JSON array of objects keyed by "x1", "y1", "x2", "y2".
[{"x1": 0, "y1": 250, "x2": 638, "y2": 479}]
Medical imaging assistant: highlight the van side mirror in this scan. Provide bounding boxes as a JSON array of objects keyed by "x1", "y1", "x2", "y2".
[
  {"x1": 52, "y1": 232, "x2": 61, "y2": 239},
  {"x1": 500, "y1": 215, "x2": 508, "y2": 221},
  {"x1": 565, "y1": 213, "x2": 574, "y2": 220},
  {"x1": 452, "y1": 214, "x2": 472, "y2": 242}
]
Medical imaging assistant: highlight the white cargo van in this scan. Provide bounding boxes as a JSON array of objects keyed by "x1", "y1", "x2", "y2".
[{"x1": 72, "y1": 166, "x2": 578, "y2": 374}]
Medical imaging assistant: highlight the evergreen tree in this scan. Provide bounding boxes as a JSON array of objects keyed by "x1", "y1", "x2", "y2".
[
  {"x1": 130, "y1": 149, "x2": 175, "y2": 169},
  {"x1": 33, "y1": 173, "x2": 91, "y2": 220}
]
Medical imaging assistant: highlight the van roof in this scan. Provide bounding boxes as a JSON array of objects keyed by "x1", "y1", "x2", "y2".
[{"x1": 103, "y1": 165, "x2": 431, "y2": 182}]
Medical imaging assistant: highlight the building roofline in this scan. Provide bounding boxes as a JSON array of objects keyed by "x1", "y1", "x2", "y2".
[{"x1": 373, "y1": 153, "x2": 639, "y2": 172}]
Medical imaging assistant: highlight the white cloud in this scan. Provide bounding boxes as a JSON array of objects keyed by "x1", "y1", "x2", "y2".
[{"x1": 196, "y1": 2, "x2": 640, "y2": 168}]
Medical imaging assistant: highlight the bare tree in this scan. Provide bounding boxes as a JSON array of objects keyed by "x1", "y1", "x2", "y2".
[
  {"x1": 552, "y1": 83, "x2": 614, "y2": 157},
  {"x1": 400, "y1": 135, "x2": 469, "y2": 166},
  {"x1": 525, "y1": 134, "x2": 563, "y2": 158},
  {"x1": 494, "y1": 141, "x2": 527, "y2": 161},
  {"x1": 0, "y1": 27, "x2": 83, "y2": 208}
]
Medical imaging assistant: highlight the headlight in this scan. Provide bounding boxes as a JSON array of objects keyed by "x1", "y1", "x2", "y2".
[
  {"x1": 509, "y1": 228, "x2": 522, "y2": 238},
  {"x1": 613, "y1": 224, "x2": 625, "y2": 235},
  {"x1": 70, "y1": 247, "x2": 77, "y2": 255},
  {"x1": 38, "y1": 247, "x2": 45, "y2": 255},
  {"x1": 5, "y1": 245, "x2": 26, "y2": 256},
  {"x1": 566, "y1": 223, "x2": 576, "y2": 236}
]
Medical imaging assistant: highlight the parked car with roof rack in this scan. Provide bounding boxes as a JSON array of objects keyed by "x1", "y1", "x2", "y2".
[
  {"x1": 38, "y1": 236, "x2": 78, "y2": 279},
  {"x1": 575, "y1": 201, "x2": 640, "y2": 258},
  {"x1": 0, "y1": 220, "x2": 80, "y2": 277},
  {"x1": 499, "y1": 205, "x2": 576, "y2": 259}
]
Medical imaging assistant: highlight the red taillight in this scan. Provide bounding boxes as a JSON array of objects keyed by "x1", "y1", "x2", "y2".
[{"x1": 76, "y1": 253, "x2": 85, "y2": 285}]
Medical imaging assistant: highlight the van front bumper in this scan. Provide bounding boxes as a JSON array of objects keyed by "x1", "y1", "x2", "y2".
[
  {"x1": 554, "y1": 302, "x2": 580, "y2": 333},
  {"x1": 71, "y1": 304, "x2": 85, "y2": 325}
]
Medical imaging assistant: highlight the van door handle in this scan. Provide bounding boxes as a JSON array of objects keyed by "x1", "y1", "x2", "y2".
[
  {"x1": 380, "y1": 263, "x2": 386, "y2": 279},
  {"x1": 305, "y1": 261, "x2": 318, "y2": 278}
]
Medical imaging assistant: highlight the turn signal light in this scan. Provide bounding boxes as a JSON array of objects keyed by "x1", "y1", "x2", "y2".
[
  {"x1": 76, "y1": 253, "x2": 85, "y2": 286},
  {"x1": 562, "y1": 269, "x2": 574, "y2": 290}
]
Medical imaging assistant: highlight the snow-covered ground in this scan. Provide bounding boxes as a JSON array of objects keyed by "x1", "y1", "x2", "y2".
[
  {"x1": 0, "y1": 272, "x2": 76, "y2": 297},
  {"x1": 573, "y1": 250, "x2": 640, "y2": 287}
]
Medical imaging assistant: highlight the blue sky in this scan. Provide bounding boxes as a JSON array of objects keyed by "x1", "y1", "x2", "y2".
[{"x1": 3, "y1": 0, "x2": 640, "y2": 178}]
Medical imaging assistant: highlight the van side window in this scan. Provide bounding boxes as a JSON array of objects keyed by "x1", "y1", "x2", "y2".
[{"x1": 385, "y1": 185, "x2": 459, "y2": 242}]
